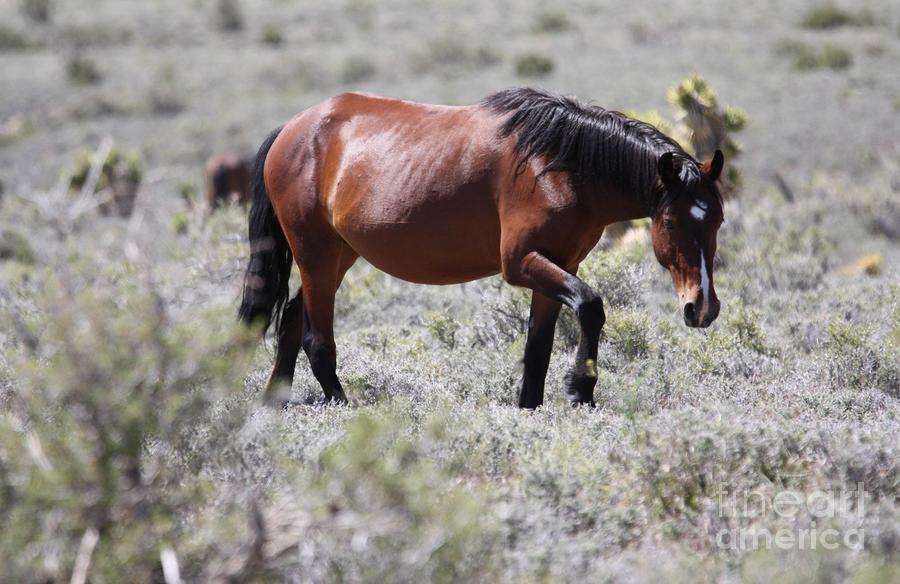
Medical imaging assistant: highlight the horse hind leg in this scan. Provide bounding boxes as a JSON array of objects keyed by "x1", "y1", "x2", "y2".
[
  {"x1": 298, "y1": 242, "x2": 358, "y2": 404},
  {"x1": 263, "y1": 288, "x2": 304, "y2": 405}
]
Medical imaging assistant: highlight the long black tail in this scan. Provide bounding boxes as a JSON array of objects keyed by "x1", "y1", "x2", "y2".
[{"x1": 238, "y1": 126, "x2": 290, "y2": 336}]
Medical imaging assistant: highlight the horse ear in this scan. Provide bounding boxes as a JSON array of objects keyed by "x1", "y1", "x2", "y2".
[
  {"x1": 658, "y1": 152, "x2": 679, "y2": 185},
  {"x1": 702, "y1": 150, "x2": 725, "y2": 181}
]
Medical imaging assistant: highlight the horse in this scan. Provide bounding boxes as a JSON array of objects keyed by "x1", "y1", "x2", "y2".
[
  {"x1": 238, "y1": 88, "x2": 725, "y2": 408},
  {"x1": 205, "y1": 152, "x2": 252, "y2": 210}
]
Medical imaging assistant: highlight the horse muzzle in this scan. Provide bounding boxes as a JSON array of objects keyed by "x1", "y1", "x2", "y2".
[{"x1": 682, "y1": 297, "x2": 720, "y2": 328}]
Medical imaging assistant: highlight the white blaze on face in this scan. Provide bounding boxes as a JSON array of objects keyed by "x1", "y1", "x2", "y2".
[
  {"x1": 699, "y1": 248, "x2": 710, "y2": 318},
  {"x1": 690, "y1": 203, "x2": 707, "y2": 221}
]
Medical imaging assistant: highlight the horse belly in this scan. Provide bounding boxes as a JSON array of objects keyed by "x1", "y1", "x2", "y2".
[{"x1": 333, "y1": 183, "x2": 502, "y2": 285}]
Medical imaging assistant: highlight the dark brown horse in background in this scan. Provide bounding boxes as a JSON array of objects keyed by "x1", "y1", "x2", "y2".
[
  {"x1": 205, "y1": 152, "x2": 252, "y2": 210},
  {"x1": 239, "y1": 88, "x2": 725, "y2": 408}
]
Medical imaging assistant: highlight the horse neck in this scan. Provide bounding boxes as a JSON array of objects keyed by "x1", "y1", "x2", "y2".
[{"x1": 578, "y1": 181, "x2": 651, "y2": 227}]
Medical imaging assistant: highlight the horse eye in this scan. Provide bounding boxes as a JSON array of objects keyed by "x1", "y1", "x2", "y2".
[{"x1": 663, "y1": 219, "x2": 675, "y2": 230}]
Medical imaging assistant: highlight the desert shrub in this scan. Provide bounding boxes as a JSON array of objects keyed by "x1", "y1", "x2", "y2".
[
  {"x1": 801, "y1": 3, "x2": 873, "y2": 29},
  {"x1": 0, "y1": 256, "x2": 256, "y2": 582},
  {"x1": 341, "y1": 55, "x2": 376, "y2": 84},
  {"x1": 66, "y1": 146, "x2": 143, "y2": 191},
  {"x1": 213, "y1": 0, "x2": 244, "y2": 32},
  {"x1": 824, "y1": 321, "x2": 899, "y2": 394},
  {"x1": 148, "y1": 64, "x2": 185, "y2": 116},
  {"x1": 0, "y1": 115, "x2": 33, "y2": 148},
  {"x1": 64, "y1": 144, "x2": 143, "y2": 217},
  {"x1": 606, "y1": 310, "x2": 651, "y2": 360},
  {"x1": 680, "y1": 303, "x2": 779, "y2": 380},
  {"x1": 0, "y1": 229, "x2": 34, "y2": 264},
  {"x1": 56, "y1": 23, "x2": 133, "y2": 49},
  {"x1": 473, "y1": 279, "x2": 530, "y2": 348},
  {"x1": 20, "y1": 0, "x2": 52, "y2": 23},
  {"x1": 514, "y1": 52, "x2": 555, "y2": 77},
  {"x1": 259, "y1": 25, "x2": 284, "y2": 46},
  {"x1": 268, "y1": 412, "x2": 498, "y2": 581},
  {"x1": 171, "y1": 211, "x2": 190, "y2": 234},
  {"x1": 423, "y1": 311, "x2": 461, "y2": 349},
  {"x1": 0, "y1": 25, "x2": 33, "y2": 51},
  {"x1": 578, "y1": 235, "x2": 647, "y2": 309},
  {"x1": 781, "y1": 41, "x2": 853, "y2": 70},
  {"x1": 177, "y1": 181, "x2": 197, "y2": 206},
  {"x1": 667, "y1": 75, "x2": 747, "y2": 191},
  {"x1": 411, "y1": 36, "x2": 498, "y2": 76},
  {"x1": 65, "y1": 54, "x2": 102, "y2": 85},
  {"x1": 531, "y1": 10, "x2": 569, "y2": 33},
  {"x1": 727, "y1": 306, "x2": 769, "y2": 356},
  {"x1": 345, "y1": 0, "x2": 376, "y2": 30},
  {"x1": 628, "y1": 74, "x2": 747, "y2": 197}
]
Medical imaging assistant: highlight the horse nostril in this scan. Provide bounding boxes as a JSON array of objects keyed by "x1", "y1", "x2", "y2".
[{"x1": 683, "y1": 302, "x2": 696, "y2": 325}]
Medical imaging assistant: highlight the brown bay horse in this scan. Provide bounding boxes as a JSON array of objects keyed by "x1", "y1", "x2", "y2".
[
  {"x1": 239, "y1": 88, "x2": 725, "y2": 408},
  {"x1": 205, "y1": 152, "x2": 252, "y2": 209}
]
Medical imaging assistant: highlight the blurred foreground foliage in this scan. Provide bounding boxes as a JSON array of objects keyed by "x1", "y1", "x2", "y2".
[{"x1": 0, "y1": 253, "x2": 257, "y2": 581}]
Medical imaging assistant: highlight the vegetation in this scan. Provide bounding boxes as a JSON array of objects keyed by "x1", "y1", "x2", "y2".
[
  {"x1": 628, "y1": 75, "x2": 748, "y2": 197},
  {"x1": 801, "y1": 3, "x2": 874, "y2": 29},
  {"x1": 20, "y1": 0, "x2": 52, "y2": 24},
  {"x1": 64, "y1": 143, "x2": 144, "y2": 217},
  {"x1": 514, "y1": 52, "x2": 555, "y2": 77},
  {"x1": 341, "y1": 55, "x2": 377, "y2": 84},
  {"x1": 0, "y1": 25, "x2": 33, "y2": 51},
  {"x1": 1, "y1": 128, "x2": 896, "y2": 581},
  {"x1": 782, "y1": 41, "x2": 854, "y2": 70},
  {"x1": 531, "y1": 10, "x2": 570, "y2": 34},
  {"x1": 0, "y1": 0, "x2": 897, "y2": 581},
  {"x1": 65, "y1": 54, "x2": 102, "y2": 85},
  {"x1": 260, "y1": 25, "x2": 284, "y2": 46},
  {"x1": 213, "y1": 0, "x2": 244, "y2": 32},
  {"x1": 410, "y1": 36, "x2": 499, "y2": 76}
]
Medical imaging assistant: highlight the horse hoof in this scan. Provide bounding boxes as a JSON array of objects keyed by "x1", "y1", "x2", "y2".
[{"x1": 565, "y1": 373, "x2": 596, "y2": 406}]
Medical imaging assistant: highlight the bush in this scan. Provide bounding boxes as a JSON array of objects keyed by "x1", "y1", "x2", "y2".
[
  {"x1": 801, "y1": 3, "x2": 873, "y2": 29},
  {"x1": 276, "y1": 413, "x2": 498, "y2": 582},
  {"x1": 628, "y1": 74, "x2": 748, "y2": 198},
  {"x1": 0, "y1": 115, "x2": 33, "y2": 148},
  {"x1": 213, "y1": 0, "x2": 244, "y2": 32},
  {"x1": 423, "y1": 311, "x2": 461, "y2": 349},
  {"x1": 514, "y1": 52, "x2": 555, "y2": 77},
  {"x1": 147, "y1": 62, "x2": 185, "y2": 115},
  {"x1": 411, "y1": 36, "x2": 498, "y2": 76},
  {"x1": 531, "y1": 10, "x2": 569, "y2": 33},
  {"x1": 727, "y1": 306, "x2": 769, "y2": 356},
  {"x1": 64, "y1": 144, "x2": 144, "y2": 217},
  {"x1": 606, "y1": 310, "x2": 651, "y2": 360},
  {"x1": 0, "y1": 25, "x2": 33, "y2": 51},
  {"x1": 578, "y1": 236, "x2": 647, "y2": 309},
  {"x1": 782, "y1": 41, "x2": 853, "y2": 70},
  {"x1": 65, "y1": 54, "x2": 102, "y2": 85},
  {"x1": 0, "y1": 229, "x2": 34, "y2": 264},
  {"x1": 341, "y1": 55, "x2": 376, "y2": 84},
  {"x1": 20, "y1": 0, "x2": 52, "y2": 24},
  {"x1": 824, "y1": 321, "x2": 898, "y2": 394},
  {"x1": 0, "y1": 258, "x2": 256, "y2": 582},
  {"x1": 259, "y1": 25, "x2": 284, "y2": 46}
]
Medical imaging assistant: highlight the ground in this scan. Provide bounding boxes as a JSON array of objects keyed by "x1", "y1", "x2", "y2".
[{"x1": 0, "y1": 1, "x2": 898, "y2": 582}]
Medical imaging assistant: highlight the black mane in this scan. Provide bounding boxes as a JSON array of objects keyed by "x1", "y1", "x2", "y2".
[{"x1": 482, "y1": 87, "x2": 699, "y2": 213}]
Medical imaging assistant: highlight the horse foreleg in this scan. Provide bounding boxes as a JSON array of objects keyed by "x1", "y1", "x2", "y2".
[
  {"x1": 519, "y1": 292, "x2": 561, "y2": 409},
  {"x1": 506, "y1": 251, "x2": 604, "y2": 407}
]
